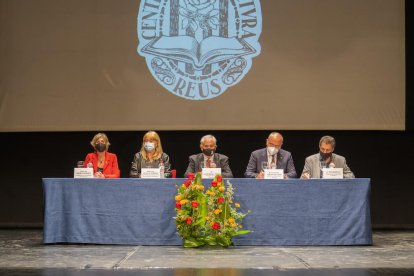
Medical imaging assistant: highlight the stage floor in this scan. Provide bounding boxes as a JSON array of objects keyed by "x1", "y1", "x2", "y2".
[{"x1": 0, "y1": 230, "x2": 413, "y2": 275}]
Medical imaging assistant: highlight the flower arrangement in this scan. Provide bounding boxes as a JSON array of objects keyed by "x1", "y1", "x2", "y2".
[{"x1": 175, "y1": 172, "x2": 250, "y2": 247}]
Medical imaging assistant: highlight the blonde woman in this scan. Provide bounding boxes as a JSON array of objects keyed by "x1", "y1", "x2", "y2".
[
  {"x1": 130, "y1": 131, "x2": 172, "y2": 178},
  {"x1": 83, "y1": 133, "x2": 120, "y2": 178}
]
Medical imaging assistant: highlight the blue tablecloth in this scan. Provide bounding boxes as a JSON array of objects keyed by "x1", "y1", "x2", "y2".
[{"x1": 42, "y1": 178, "x2": 372, "y2": 245}]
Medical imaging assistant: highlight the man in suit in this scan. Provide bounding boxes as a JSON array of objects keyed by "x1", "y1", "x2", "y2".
[
  {"x1": 301, "y1": 135, "x2": 354, "y2": 179},
  {"x1": 244, "y1": 132, "x2": 297, "y2": 179},
  {"x1": 184, "y1": 135, "x2": 233, "y2": 178}
]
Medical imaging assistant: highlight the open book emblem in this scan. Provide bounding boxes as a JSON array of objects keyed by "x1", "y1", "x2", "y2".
[{"x1": 137, "y1": 0, "x2": 262, "y2": 100}]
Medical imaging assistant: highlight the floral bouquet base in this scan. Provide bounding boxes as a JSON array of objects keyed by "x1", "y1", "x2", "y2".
[{"x1": 175, "y1": 173, "x2": 250, "y2": 248}]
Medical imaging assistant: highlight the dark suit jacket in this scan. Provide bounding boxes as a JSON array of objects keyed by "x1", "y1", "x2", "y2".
[
  {"x1": 83, "y1": 152, "x2": 120, "y2": 178},
  {"x1": 129, "y1": 152, "x2": 172, "y2": 178},
  {"x1": 184, "y1": 153, "x2": 233, "y2": 178},
  {"x1": 244, "y1": 148, "x2": 297, "y2": 178}
]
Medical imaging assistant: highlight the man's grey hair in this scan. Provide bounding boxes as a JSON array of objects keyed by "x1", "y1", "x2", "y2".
[
  {"x1": 319, "y1": 136, "x2": 336, "y2": 149},
  {"x1": 200, "y1": 134, "x2": 217, "y2": 145},
  {"x1": 268, "y1": 132, "x2": 283, "y2": 142}
]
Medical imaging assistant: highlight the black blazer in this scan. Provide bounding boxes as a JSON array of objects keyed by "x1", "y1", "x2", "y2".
[
  {"x1": 184, "y1": 153, "x2": 233, "y2": 178},
  {"x1": 130, "y1": 152, "x2": 172, "y2": 178}
]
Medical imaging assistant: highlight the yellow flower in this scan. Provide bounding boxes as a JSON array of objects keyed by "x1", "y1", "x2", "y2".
[
  {"x1": 214, "y1": 209, "x2": 222, "y2": 215},
  {"x1": 228, "y1": 218, "x2": 235, "y2": 224},
  {"x1": 198, "y1": 185, "x2": 205, "y2": 191},
  {"x1": 206, "y1": 190, "x2": 215, "y2": 196},
  {"x1": 218, "y1": 186, "x2": 225, "y2": 192},
  {"x1": 205, "y1": 216, "x2": 210, "y2": 221},
  {"x1": 180, "y1": 199, "x2": 189, "y2": 205},
  {"x1": 175, "y1": 195, "x2": 182, "y2": 201},
  {"x1": 235, "y1": 203, "x2": 240, "y2": 208}
]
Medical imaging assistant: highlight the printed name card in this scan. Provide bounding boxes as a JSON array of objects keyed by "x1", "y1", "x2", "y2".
[
  {"x1": 141, "y1": 168, "x2": 161, "y2": 179},
  {"x1": 264, "y1": 169, "x2": 284, "y2": 179},
  {"x1": 322, "y1": 168, "x2": 344, "y2": 179},
  {"x1": 202, "y1": 168, "x2": 222, "y2": 179},
  {"x1": 74, "y1": 168, "x2": 94, "y2": 178}
]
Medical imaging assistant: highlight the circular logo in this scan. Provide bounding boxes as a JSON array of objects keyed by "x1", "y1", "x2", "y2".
[{"x1": 137, "y1": 0, "x2": 262, "y2": 100}]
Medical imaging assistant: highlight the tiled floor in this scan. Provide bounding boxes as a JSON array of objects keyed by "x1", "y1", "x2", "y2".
[{"x1": 0, "y1": 230, "x2": 413, "y2": 275}]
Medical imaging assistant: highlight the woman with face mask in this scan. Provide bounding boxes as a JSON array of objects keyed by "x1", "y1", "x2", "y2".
[
  {"x1": 83, "y1": 133, "x2": 120, "y2": 178},
  {"x1": 129, "y1": 131, "x2": 172, "y2": 178}
]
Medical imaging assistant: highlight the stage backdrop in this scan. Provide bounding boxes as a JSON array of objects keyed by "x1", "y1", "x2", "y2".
[{"x1": 0, "y1": 0, "x2": 405, "y2": 131}]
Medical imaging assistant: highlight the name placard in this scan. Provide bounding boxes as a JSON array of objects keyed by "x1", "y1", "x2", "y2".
[
  {"x1": 74, "y1": 168, "x2": 94, "y2": 178},
  {"x1": 202, "y1": 168, "x2": 222, "y2": 179},
  {"x1": 141, "y1": 168, "x2": 161, "y2": 179},
  {"x1": 264, "y1": 169, "x2": 284, "y2": 179},
  {"x1": 322, "y1": 168, "x2": 344, "y2": 179}
]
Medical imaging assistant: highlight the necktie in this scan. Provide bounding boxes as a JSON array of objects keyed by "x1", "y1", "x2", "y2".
[
  {"x1": 206, "y1": 158, "x2": 211, "y2": 168},
  {"x1": 271, "y1": 155, "x2": 276, "y2": 169}
]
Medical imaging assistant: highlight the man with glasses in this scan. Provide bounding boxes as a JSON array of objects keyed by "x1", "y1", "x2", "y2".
[
  {"x1": 184, "y1": 134, "x2": 233, "y2": 178},
  {"x1": 244, "y1": 132, "x2": 297, "y2": 179},
  {"x1": 301, "y1": 136, "x2": 354, "y2": 179}
]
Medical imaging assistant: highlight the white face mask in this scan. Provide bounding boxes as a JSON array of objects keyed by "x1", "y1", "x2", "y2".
[
  {"x1": 267, "y1": 146, "x2": 279, "y2": 156},
  {"x1": 144, "y1": 142, "x2": 155, "y2": 152}
]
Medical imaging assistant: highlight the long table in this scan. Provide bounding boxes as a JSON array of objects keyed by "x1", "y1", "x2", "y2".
[{"x1": 42, "y1": 178, "x2": 372, "y2": 245}]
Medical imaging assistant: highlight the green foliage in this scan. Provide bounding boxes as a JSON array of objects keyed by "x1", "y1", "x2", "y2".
[{"x1": 174, "y1": 173, "x2": 250, "y2": 248}]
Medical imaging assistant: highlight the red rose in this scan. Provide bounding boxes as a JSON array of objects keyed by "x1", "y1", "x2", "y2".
[
  {"x1": 217, "y1": 197, "x2": 224, "y2": 204},
  {"x1": 175, "y1": 202, "x2": 182, "y2": 209},
  {"x1": 212, "y1": 222, "x2": 221, "y2": 230},
  {"x1": 217, "y1": 176, "x2": 223, "y2": 182},
  {"x1": 186, "y1": 217, "x2": 192, "y2": 225},
  {"x1": 211, "y1": 181, "x2": 218, "y2": 187},
  {"x1": 184, "y1": 180, "x2": 191, "y2": 187},
  {"x1": 191, "y1": 201, "x2": 199, "y2": 208},
  {"x1": 188, "y1": 173, "x2": 195, "y2": 180}
]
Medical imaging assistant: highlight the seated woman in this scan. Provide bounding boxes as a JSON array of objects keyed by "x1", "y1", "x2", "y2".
[
  {"x1": 84, "y1": 133, "x2": 120, "y2": 178},
  {"x1": 130, "y1": 131, "x2": 172, "y2": 178}
]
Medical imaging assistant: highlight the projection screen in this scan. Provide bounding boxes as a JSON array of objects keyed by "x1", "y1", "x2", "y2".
[{"x1": 0, "y1": 0, "x2": 405, "y2": 131}]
